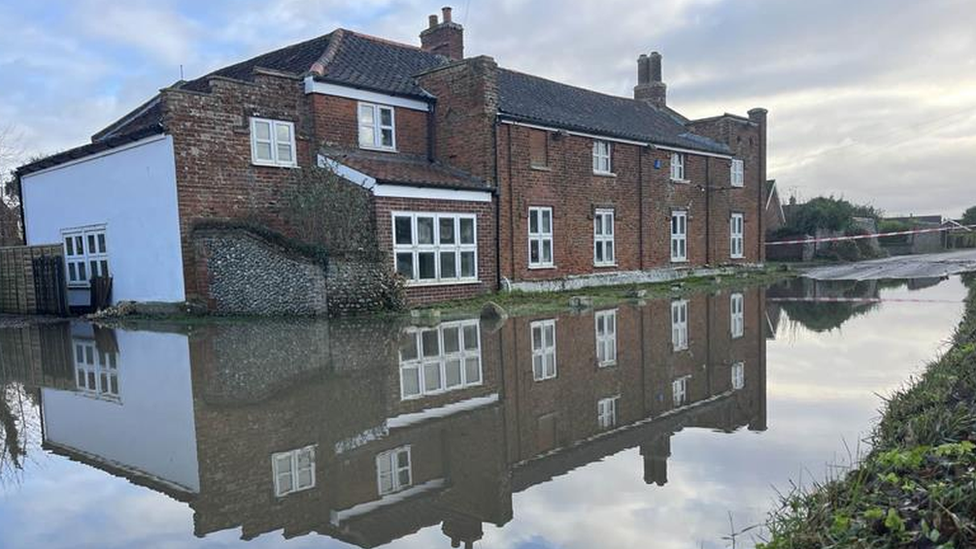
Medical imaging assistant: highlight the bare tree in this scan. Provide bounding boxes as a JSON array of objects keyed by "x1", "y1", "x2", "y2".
[{"x1": 0, "y1": 124, "x2": 24, "y2": 207}]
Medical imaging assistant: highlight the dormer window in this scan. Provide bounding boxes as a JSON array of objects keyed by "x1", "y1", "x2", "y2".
[{"x1": 359, "y1": 102, "x2": 396, "y2": 151}]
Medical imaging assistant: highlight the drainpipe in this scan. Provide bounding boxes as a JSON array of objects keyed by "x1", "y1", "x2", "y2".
[
  {"x1": 493, "y1": 119, "x2": 501, "y2": 291},
  {"x1": 15, "y1": 173, "x2": 27, "y2": 245},
  {"x1": 638, "y1": 146, "x2": 645, "y2": 270},
  {"x1": 426, "y1": 99, "x2": 437, "y2": 162},
  {"x1": 704, "y1": 158, "x2": 711, "y2": 266},
  {"x1": 507, "y1": 124, "x2": 516, "y2": 279}
]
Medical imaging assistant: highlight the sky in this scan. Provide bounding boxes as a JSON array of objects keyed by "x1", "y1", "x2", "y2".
[{"x1": 0, "y1": 0, "x2": 974, "y2": 216}]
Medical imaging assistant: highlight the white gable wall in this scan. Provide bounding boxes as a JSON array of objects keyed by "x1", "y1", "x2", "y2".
[{"x1": 21, "y1": 135, "x2": 185, "y2": 304}]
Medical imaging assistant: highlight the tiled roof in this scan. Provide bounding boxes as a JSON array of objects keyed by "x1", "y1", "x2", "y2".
[
  {"x1": 497, "y1": 69, "x2": 730, "y2": 155},
  {"x1": 323, "y1": 148, "x2": 490, "y2": 192},
  {"x1": 17, "y1": 125, "x2": 164, "y2": 177},
  {"x1": 314, "y1": 31, "x2": 447, "y2": 97}
]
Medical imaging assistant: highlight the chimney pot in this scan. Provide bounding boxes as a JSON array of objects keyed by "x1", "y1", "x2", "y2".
[
  {"x1": 649, "y1": 51, "x2": 662, "y2": 83},
  {"x1": 637, "y1": 54, "x2": 650, "y2": 85},
  {"x1": 420, "y1": 6, "x2": 464, "y2": 60},
  {"x1": 634, "y1": 51, "x2": 666, "y2": 108},
  {"x1": 428, "y1": 14, "x2": 438, "y2": 28},
  {"x1": 442, "y1": 6, "x2": 453, "y2": 22}
]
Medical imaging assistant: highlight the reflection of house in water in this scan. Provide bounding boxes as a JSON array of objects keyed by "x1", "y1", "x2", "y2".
[{"x1": 17, "y1": 289, "x2": 767, "y2": 548}]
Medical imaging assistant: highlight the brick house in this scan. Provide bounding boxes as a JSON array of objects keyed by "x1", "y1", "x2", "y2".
[{"x1": 15, "y1": 7, "x2": 766, "y2": 308}]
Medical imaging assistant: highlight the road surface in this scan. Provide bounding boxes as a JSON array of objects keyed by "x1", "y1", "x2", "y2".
[{"x1": 802, "y1": 249, "x2": 976, "y2": 281}]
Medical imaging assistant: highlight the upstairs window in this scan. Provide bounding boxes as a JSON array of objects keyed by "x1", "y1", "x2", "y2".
[
  {"x1": 595, "y1": 309, "x2": 617, "y2": 367},
  {"x1": 731, "y1": 159, "x2": 744, "y2": 187},
  {"x1": 730, "y1": 213, "x2": 745, "y2": 259},
  {"x1": 376, "y1": 446, "x2": 412, "y2": 496},
  {"x1": 359, "y1": 102, "x2": 396, "y2": 151},
  {"x1": 63, "y1": 225, "x2": 108, "y2": 288},
  {"x1": 529, "y1": 129, "x2": 549, "y2": 168},
  {"x1": 671, "y1": 299, "x2": 689, "y2": 352},
  {"x1": 731, "y1": 292, "x2": 745, "y2": 339},
  {"x1": 273, "y1": 446, "x2": 316, "y2": 497},
  {"x1": 250, "y1": 117, "x2": 296, "y2": 167},
  {"x1": 593, "y1": 209, "x2": 615, "y2": 266},
  {"x1": 670, "y1": 152, "x2": 686, "y2": 181},
  {"x1": 528, "y1": 207, "x2": 554, "y2": 268},
  {"x1": 531, "y1": 319, "x2": 557, "y2": 381},
  {"x1": 592, "y1": 141, "x2": 612, "y2": 174}
]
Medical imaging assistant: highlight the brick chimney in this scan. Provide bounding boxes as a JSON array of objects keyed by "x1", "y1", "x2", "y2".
[
  {"x1": 634, "y1": 52, "x2": 667, "y2": 108},
  {"x1": 420, "y1": 6, "x2": 464, "y2": 61}
]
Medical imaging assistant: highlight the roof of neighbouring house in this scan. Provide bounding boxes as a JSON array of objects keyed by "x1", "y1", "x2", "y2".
[
  {"x1": 19, "y1": 27, "x2": 734, "y2": 175},
  {"x1": 497, "y1": 69, "x2": 731, "y2": 155},
  {"x1": 322, "y1": 148, "x2": 492, "y2": 192}
]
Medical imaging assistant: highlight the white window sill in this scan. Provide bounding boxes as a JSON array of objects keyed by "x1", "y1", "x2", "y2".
[
  {"x1": 593, "y1": 171, "x2": 617, "y2": 178},
  {"x1": 670, "y1": 259, "x2": 689, "y2": 264},
  {"x1": 67, "y1": 284, "x2": 92, "y2": 290},
  {"x1": 527, "y1": 264, "x2": 556, "y2": 270},
  {"x1": 598, "y1": 361, "x2": 617, "y2": 368},
  {"x1": 404, "y1": 278, "x2": 481, "y2": 288},
  {"x1": 670, "y1": 178, "x2": 691, "y2": 184},
  {"x1": 593, "y1": 263, "x2": 618, "y2": 268},
  {"x1": 251, "y1": 160, "x2": 299, "y2": 169},
  {"x1": 730, "y1": 184, "x2": 744, "y2": 189},
  {"x1": 530, "y1": 165, "x2": 552, "y2": 172},
  {"x1": 360, "y1": 144, "x2": 398, "y2": 153},
  {"x1": 730, "y1": 255, "x2": 745, "y2": 260}
]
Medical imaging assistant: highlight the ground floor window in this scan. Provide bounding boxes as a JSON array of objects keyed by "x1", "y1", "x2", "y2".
[
  {"x1": 731, "y1": 292, "x2": 745, "y2": 338},
  {"x1": 593, "y1": 209, "x2": 615, "y2": 266},
  {"x1": 595, "y1": 309, "x2": 617, "y2": 367},
  {"x1": 62, "y1": 225, "x2": 108, "y2": 288},
  {"x1": 393, "y1": 212, "x2": 477, "y2": 285},
  {"x1": 597, "y1": 396, "x2": 619, "y2": 430},
  {"x1": 73, "y1": 338, "x2": 119, "y2": 403},
  {"x1": 531, "y1": 319, "x2": 557, "y2": 380},
  {"x1": 671, "y1": 300, "x2": 689, "y2": 351},
  {"x1": 670, "y1": 211, "x2": 687, "y2": 262},
  {"x1": 272, "y1": 446, "x2": 316, "y2": 497},
  {"x1": 528, "y1": 207, "x2": 554, "y2": 268},
  {"x1": 376, "y1": 446, "x2": 412, "y2": 495},
  {"x1": 730, "y1": 213, "x2": 744, "y2": 259},
  {"x1": 398, "y1": 320, "x2": 482, "y2": 400}
]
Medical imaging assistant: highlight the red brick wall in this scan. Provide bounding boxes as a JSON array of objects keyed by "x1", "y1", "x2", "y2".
[
  {"x1": 373, "y1": 195, "x2": 497, "y2": 304},
  {"x1": 310, "y1": 94, "x2": 429, "y2": 157}
]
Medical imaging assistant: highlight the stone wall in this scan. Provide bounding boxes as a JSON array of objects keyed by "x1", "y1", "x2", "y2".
[{"x1": 192, "y1": 227, "x2": 403, "y2": 316}]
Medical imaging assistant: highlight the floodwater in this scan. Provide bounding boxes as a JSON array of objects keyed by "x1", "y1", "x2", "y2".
[{"x1": 0, "y1": 276, "x2": 968, "y2": 549}]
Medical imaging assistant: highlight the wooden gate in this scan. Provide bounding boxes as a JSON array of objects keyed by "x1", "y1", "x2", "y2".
[{"x1": 0, "y1": 245, "x2": 69, "y2": 316}]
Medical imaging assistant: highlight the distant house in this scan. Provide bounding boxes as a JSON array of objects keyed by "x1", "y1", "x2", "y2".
[
  {"x1": 764, "y1": 179, "x2": 786, "y2": 234},
  {"x1": 881, "y1": 215, "x2": 946, "y2": 255},
  {"x1": 0, "y1": 201, "x2": 21, "y2": 246},
  {"x1": 15, "y1": 6, "x2": 767, "y2": 309}
]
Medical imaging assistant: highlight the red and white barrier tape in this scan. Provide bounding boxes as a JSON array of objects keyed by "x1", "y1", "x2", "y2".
[
  {"x1": 768, "y1": 297, "x2": 962, "y2": 304},
  {"x1": 766, "y1": 224, "x2": 976, "y2": 246}
]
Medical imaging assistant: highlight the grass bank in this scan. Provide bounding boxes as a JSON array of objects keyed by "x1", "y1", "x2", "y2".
[{"x1": 758, "y1": 273, "x2": 976, "y2": 548}]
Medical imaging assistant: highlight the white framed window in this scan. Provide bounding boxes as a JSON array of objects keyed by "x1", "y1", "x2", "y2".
[
  {"x1": 670, "y1": 152, "x2": 686, "y2": 181},
  {"x1": 593, "y1": 209, "x2": 615, "y2": 266},
  {"x1": 376, "y1": 446, "x2": 412, "y2": 495},
  {"x1": 732, "y1": 361, "x2": 745, "y2": 391},
  {"x1": 597, "y1": 396, "x2": 619, "y2": 430},
  {"x1": 250, "y1": 117, "x2": 297, "y2": 167},
  {"x1": 531, "y1": 319, "x2": 557, "y2": 381},
  {"x1": 399, "y1": 320, "x2": 482, "y2": 400},
  {"x1": 730, "y1": 213, "x2": 745, "y2": 259},
  {"x1": 670, "y1": 210, "x2": 688, "y2": 263},
  {"x1": 671, "y1": 299, "x2": 689, "y2": 352},
  {"x1": 73, "y1": 338, "x2": 119, "y2": 403},
  {"x1": 358, "y1": 102, "x2": 396, "y2": 151},
  {"x1": 595, "y1": 309, "x2": 617, "y2": 367},
  {"x1": 272, "y1": 446, "x2": 316, "y2": 497},
  {"x1": 528, "y1": 207, "x2": 554, "y2": 268},
  {"x1": 592, "y1": 141, "x2": 612, "y2": 174},
  {"x1": 393, "y1": 213, "x2": 477, "y2": 285},
  {"x1": 730, "y1": 292, "x2": 745, "y2": 339},
  {"x1": 62, "y1": 225, "x2": 109, "y2": 288},
  {"x1": 731, "y1": 159, "x2": 744, "y2": 187},
  {"x1": 672, "y1": 375, "x2": 690, "y2": 407}
]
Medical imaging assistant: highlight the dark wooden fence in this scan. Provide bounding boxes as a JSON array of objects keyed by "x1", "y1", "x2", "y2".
[{"x1": 0, "y1": 245, "x2": 69, "y2": 316}]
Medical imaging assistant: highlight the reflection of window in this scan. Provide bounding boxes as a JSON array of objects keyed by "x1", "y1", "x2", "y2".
[
  {"x1": 358, "y1": 102, "x2": 395, "y2": 151},
  {"x1": 399, "y1": 320, "x2": 482, "y2": 400},
  {"x1": 393, "y1": 213, "x2": 477, "y2": 284},
  {"x1": 730, "y1": 213, "x2": 745, "y2": 259},
  {"x1": 593, "y1": 209, "x2": 615, "y2": 266},
  {"x1": 73, "y1": 338, "x2": 119, "y2": 402},
  {"x1": 376, "y1": 446, "x2": 412, "y2": 495},
  {"x1": 671, "y1": 300, "x2": 689, "y2": 352},
  {"x1": 63, "y1": 225, "x2": 109, "y2": 288},
  {"x1": 597, "y1": 396, "x2": 619, "y2": 429},
  {"x1": 528, "y1": 207, "x2": 554, "y2": 268},
  {"x1": 595, "y1": 309, "x2": 617, "y2": 367},
  {"x1": 531, "y1": 319, "x2": 557, "y2": 381},
  {"x1": 730, "y1": 292, "x2": 745, "y2": 338},
  {"x1": 732, "y1": 362, "x2": 745, "y2": 390},
  {"x1": 273, "y1": 446, "x2": 315, "y2": 497},
  {"x1": 250, "y1": 117, "x2": 296, "y2": 167},
  {"x1": 670, "y1": 211, "x2": 687, "y2": 262},
  {"x1": 672, "y1": 376, "x2": 690, "y2": 407}
]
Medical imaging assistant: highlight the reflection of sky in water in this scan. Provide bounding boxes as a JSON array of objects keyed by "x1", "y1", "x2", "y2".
[{"x1": 0, "y1": 277, "x2": 967, "y2": 549}]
